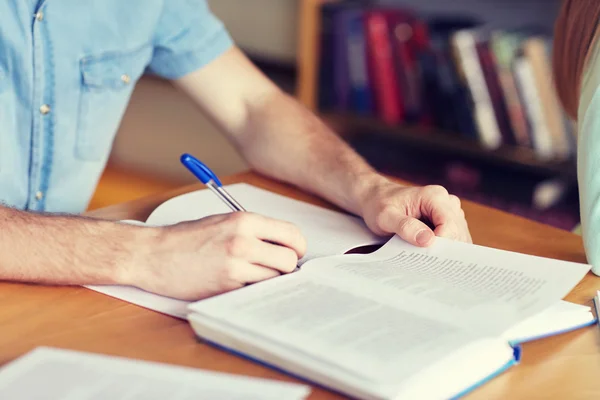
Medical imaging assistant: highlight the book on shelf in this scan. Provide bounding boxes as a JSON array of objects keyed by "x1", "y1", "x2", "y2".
[
  {"x1": 86, "y1": 183, "x2": 594, "y2": 399},
  {"x1": 317, "y1": 2, "x2": 576, "y2": 161}
]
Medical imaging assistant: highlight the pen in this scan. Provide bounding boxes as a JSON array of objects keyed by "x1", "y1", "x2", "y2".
[
  {"x1": 180, "y1": 152, "x2": 300, "y2": 273},
  {"x1": 180, "y1": 153, "x2": 246, "y2": 212}
]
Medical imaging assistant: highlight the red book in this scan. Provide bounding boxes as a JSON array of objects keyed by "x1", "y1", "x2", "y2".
[{"x1": 364, "y1": 11, "x2": 403, "y2": 124}]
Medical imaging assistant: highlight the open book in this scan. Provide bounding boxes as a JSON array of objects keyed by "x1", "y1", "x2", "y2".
[{"x1": 87, "y1": 183, "x2": 594, "y2": 399}]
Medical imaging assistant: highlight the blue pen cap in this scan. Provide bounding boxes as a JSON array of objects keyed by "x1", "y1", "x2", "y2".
[{"x1": 180, "y1": 153, "x2": 222, "y2": 186}]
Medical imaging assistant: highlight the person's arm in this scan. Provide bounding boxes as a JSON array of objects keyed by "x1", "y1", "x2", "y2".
[
  {"x1": 0, "y1": 207, "x2": 140, "y2": 285},
  {"x1": 173, "y1": 47, "x2": 471, "y2": 246},
  {"x1": 174, "y1": 50, "x2": 375, "y2": 216},
  {"x1": 0, "y1": 206, "x2": 305, "y2": 300}
]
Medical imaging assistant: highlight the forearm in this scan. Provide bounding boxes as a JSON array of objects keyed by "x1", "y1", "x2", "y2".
[
  {"x1": 0, "y1": 206, "x2": 147, "y2": 286},
  {"x1": 172, "y1": 47, "x2": 389, "y2": 215},
  {"x1": 237, "y1": 90, "x2": 387, "y2": 215}
]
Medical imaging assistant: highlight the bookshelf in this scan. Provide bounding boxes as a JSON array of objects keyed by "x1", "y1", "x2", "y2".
[
  {"x1": 295, "y1": 0, "x2": 577, "y2": 180},
  {"x1": 326, "y1": 112, "x2": 576, "y2": 179}
]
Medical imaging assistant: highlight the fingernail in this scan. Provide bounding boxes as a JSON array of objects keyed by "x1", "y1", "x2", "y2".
[{"x1": 416, "y1": 230, "x2": 433, "y2": 246}]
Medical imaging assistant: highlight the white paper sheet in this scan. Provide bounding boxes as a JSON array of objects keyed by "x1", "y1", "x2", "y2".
[
  {"x1": 0, "y1": 347, "x2": 311, "y2": 400},
  {"x1": 86, "y1": 183, "x2": 385, "y2": 318},
  {"x1": 146, "y1": 183, "x2": 385, "y2": 263},
  {"x1": 85, "y1": 284, "x2": 190, "y2": 319}
]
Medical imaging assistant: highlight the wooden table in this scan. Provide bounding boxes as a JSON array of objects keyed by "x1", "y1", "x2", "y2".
[{"x1": 2, "y1": 171, "x2": 600, "y2": 399}]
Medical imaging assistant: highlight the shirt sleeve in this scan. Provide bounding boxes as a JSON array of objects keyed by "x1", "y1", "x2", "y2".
[
  {"x1": 577, "y1": 84, "x2": 600, "y2": 274},
  {"x1": 148, "y1": 0, "x2": 234, "y2": 79}
]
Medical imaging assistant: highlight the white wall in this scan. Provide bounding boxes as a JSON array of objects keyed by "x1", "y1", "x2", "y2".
[
  {"x1": 207, "y1": 0, "x2": 299, "y2": 64},
  {"x1": 110, "y1": 77, "x2": 249, "y2": 184}
]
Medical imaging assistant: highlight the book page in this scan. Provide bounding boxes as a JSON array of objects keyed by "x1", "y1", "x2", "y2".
[
  {"x1": 302, "y1": 235, "x2": 590, "y2": 332},
  {"x1": 501, "y1": 300, "x2": 593, "y2": 344},
  {"x1": 0, "y1": 347, "x2": 311, "y2": 400},
  {"x1": 145, "y1": 183, "x2": 385, "y2": 264},
  {"x1": 189, "y1": 272, "x2": 484, "y2": 383}
]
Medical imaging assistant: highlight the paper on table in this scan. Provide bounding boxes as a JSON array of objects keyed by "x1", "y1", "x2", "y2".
[
  {"x1": 86, "y1": 284, "x2": 190, "y2": 319},
  {"x1": 86, "y1": 183, "x2": 385, "y2": 318},
  {"x1": 146, "y1": 183, "x2": 385, "y2": 263},
  {"x1": 0, "y1": 347, "x2": 311, "y2": 400}
]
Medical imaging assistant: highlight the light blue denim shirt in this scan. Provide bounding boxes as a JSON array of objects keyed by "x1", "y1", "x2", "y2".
[{"x1": 0, "y1": 0, "x2": 233, "y2": 213}]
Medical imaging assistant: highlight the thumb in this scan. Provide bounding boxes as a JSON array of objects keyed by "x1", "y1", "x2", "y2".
[{"x1": 394, "y1": 216, "x2": 436, "y2": 247}]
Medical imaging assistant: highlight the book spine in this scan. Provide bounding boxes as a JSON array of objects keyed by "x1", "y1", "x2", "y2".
[
  {"x1": 489, "y1": 33, "x2": 532, "y2": 148},
  {"x1": 411, "y1": 19, "x2": 434, "y2": 127},
  {"x1": 365, "y1": 11, "x2": 403, "y2": 124},
  {"x1": 388, "y1": 12, "x2": 421, "y2": 123},
  {"x1": 476, "y1": 40, "x2": 516, "y2": 146},
  {"x1": 317, "y1": 5, "x2": 337, "y2": 111},
  {"x1": 512, "y1": 56, "x2": 554, "y2": 159},
  {"x1": 451, "y1": 30, "x2": 503, "y2": 149},
  {"x1": 430, "y1": 33, "x2": 463, "y2": 133},
  {"x1": 523, "y1": 37, "x2": 571, "y2": 159},
  {"x1": 333, "y1": 11, "x2": 351, "y2": 111},
  {"x1": 346, "y1": 10, "x2": 373, "y2": 115}
]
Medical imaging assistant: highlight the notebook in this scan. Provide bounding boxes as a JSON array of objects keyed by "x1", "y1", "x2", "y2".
[
  {"x1": 0, "y1": 347, "x2": 311, "y2": 399},
  {"x1": 86, "y1": 183, "x2": 594, "y2": 399}
]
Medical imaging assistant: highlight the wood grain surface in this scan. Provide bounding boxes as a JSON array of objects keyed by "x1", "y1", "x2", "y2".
[{"x1": 2, "y1": 171, "x2": 600, "y2": 399}]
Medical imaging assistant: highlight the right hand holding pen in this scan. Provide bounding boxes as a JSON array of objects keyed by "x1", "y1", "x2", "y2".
[{"x1": 126, "y1": 212, "x2": 306, "y2": 301}]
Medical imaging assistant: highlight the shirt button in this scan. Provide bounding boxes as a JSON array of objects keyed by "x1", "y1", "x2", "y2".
[
  {"x1": 35, "y1": 11, "x2": 44, "y2": 21},
  {"x1": 39, "y1": 104, "x2": 51, "y2": 115},
  {"x1": 121, "y1": 74, "x2": 131, "y2": 84},
  {"x1": 35, "y1": 191, "x2": 44, "y2": 200}
]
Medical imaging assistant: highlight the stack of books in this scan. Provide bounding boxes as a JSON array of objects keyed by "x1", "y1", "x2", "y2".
[{"x1": 318, "y1": 1, "x2": 576, "y2": 160}]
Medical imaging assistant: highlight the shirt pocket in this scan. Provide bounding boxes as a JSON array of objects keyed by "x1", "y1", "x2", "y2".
[{"x1": 75, "y1": 44, "x2": 153, "y2": 161}]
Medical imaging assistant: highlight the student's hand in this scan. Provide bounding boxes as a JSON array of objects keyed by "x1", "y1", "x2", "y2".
[
  {"x1": 358, "y1": 176, "x2": 472, "y2": 247},
  {"x1": 127, "y1": 213, "x2": 306, "y2": 301}
]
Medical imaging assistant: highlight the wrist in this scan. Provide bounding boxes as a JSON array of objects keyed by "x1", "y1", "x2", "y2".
[
  {"x1": 111, "y1": 222, "x2": 161, "y2": 287},
  {"x1": 351, "y1": 173, "x2": 392, "y2": 216}
]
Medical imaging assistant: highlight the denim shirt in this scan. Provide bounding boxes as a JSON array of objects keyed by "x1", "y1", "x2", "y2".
[{"x1": 0, "y1": 0, "x2": 233, "y2": 213}]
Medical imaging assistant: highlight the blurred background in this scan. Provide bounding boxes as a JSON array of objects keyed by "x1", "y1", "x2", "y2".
[{"x1": 90, "y1": 0, "x2": 580, "y2": 232}]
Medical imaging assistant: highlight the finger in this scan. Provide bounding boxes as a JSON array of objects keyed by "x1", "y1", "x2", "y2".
[
  {"x1": 229, "y1": 260, "x2": 282, "y2": 284},
  {"x1": 372, "y1": 205, "x2": 435, "y2": 246},
  {"x1": 245, "y1": 237, "x2": 299, "y2": 273},
  {"x1": 448, "y1": 195, "x2": 466, "y2": 219},
  {"x1": 394, "y1": 215, "x2": 436, "y2": 247},
  {"x1": 422, "y1": 194, "x2": 467, "y2": 242},
  {"x1": 449, "y1": 195, "x2": 461, "y2": 210},
  {"x1": 247, "y1": 214, "x2": 307, "y2": 259}
]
